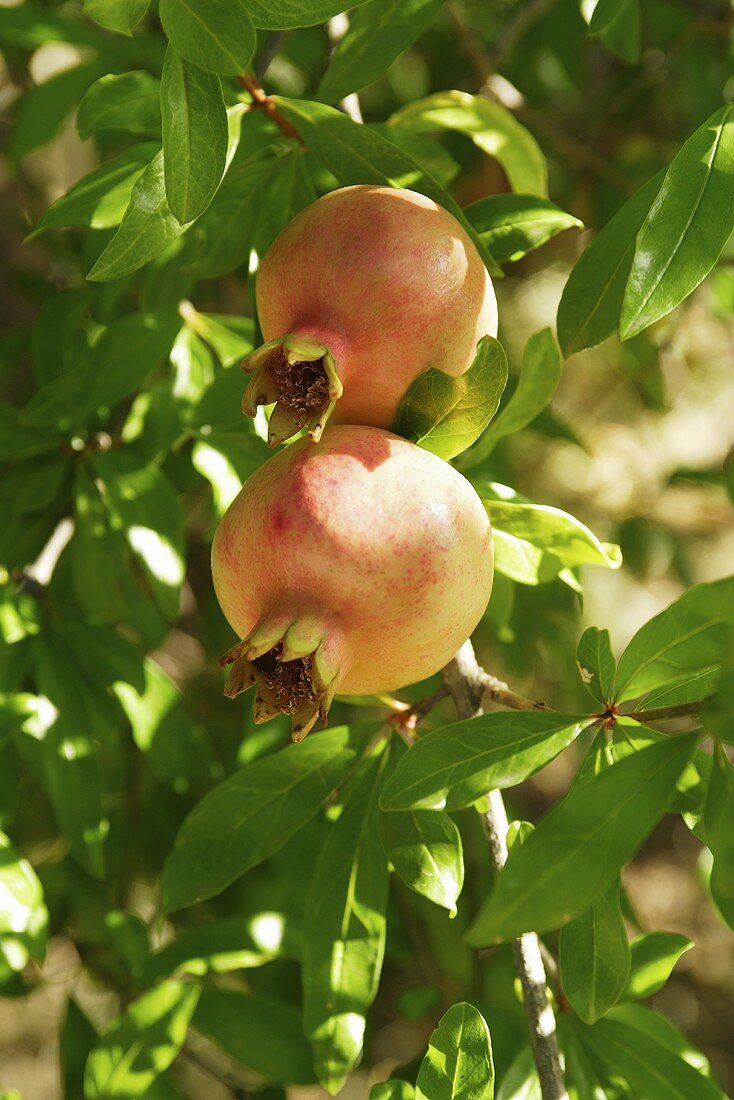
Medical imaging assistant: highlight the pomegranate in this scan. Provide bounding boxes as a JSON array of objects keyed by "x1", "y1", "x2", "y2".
[
  {"x1": 242, "y1": 185, "x2": 497, "y2": 446},
  {"x1": 212, "y1": 425, "x2": 493, "y2": 739}
]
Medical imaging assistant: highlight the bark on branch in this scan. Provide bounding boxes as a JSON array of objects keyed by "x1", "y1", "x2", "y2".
[{"x1": 443, "y1": 641, "x2": 569, "y2": 1100}]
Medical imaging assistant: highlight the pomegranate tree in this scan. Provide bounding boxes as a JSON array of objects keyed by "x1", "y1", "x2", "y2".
[
  {"x1": 212, "y1": 425, "x2": 493, "y2": 739},
  {"x1": 242, "y1": 185, "x2": 497, "y2": 446}
]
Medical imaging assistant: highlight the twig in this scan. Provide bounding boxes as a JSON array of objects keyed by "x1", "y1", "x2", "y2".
[
  {"x1": 236, "y1": 73, "x2": 302, "y2": 143},
  {"x1": 626, "y1": 698, "x2": 708, "y2": 723},
  {"x1": 326, "y1": 14, "x2": 363, "y2": 122},
  {"x1": 443, "y1": 641, "x2": 568, "y2": 1100}
]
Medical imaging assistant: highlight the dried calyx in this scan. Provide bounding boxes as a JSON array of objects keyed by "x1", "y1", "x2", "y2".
[
  {"x1": 242, "y1": 333, "x2": 343, "y2": 447},
  {"x1": 219, "y1": 620, "x2": 340, "y2": 741}
]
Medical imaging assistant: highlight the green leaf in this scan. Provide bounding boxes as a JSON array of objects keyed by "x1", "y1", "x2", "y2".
[
  {"x1": 390, "y1": 91, "x2": 548, "y2": 197},
  {"x1": 576, "y1": 627, "x2": 616, "y2": 707},
  {"x1": 303, "y1": 750, "x2": 390, "y2": 1093},
  {"x1": 0, "y1": 404, "x2": 60, "y2": 462},
  {"x1": 146, "y1": 912, "x2": 296, "y2": 981},
  {"x1": 415, "y1": 1002, "x2": 494, "y2": 1100},
  {"x1": 381, "y1": 712, "x2": 589, "y2": 811},
  {"x1": 192, "y1": 431, "x2": 270, "y2": 516},
  {"x1": 317, "y1": 0, "x2": 443, "y2": 104},
  {"x1": 0, "y1": 828, "x2": 48, "y2": 969},
  {"x1": 194, "y1": 989, "x2": 315, "y2": 1085},
  {"x1": 556, "y1": 172, "x2": 663, "y2": 355},
  {"x1": 77, "y1": 72, "x2": 161, "y2": 140},
  {"x1": 85, "y1": 981, "x2": 200, "y2": 1099},
  {"x1": 702, "y1": 628, "x2": 734, "y2": 743},
  {"x1": 466, "y1": 734, "x2": 697, "y2": 945},
  {"x1": 246, "y1": 0, "x2": 371, "y2": 28},
  {"x1": 559, "y1": 880, "x2": 630, "y2": 1023},
  {"x1": 34, "y1": 143, "x2": 157, "y2": 234},
  {"x1": 634, "y1": 667, "x2": 720, "y2": 713},
  {"x1": 371, "y1": 1083, "x2": 416, "y2": 1099},
  {"x1": 704, "y1": 745, "x2": 734, "y2": 928},
  {"x1": 272, "y1": 97, "x2": 499, "y2": 275},
  {"x1": 578, "y1": 1016, "x2": 726, "y2": 1099},
  {"x1": 162, "y1": 722, "x2": 376, "y2": 912},
  {"x1": 161, "y1": 46, "x2": 228, "y2": 224},
  {"x1": 392, "y1": 336, "x2": 508, "y2": 460},
  {"x1": 484, "y1": 494, "x2": 621, "y2": 586},
  {"x1": 83, "y1": 0, "x2": 149, "y2": 35},
  {"x1": 606, "y1": 1003, "x2": 713, "y2": 1075},
  {"x1": 114, "y1": 660, "x2": 212, "y2": 795},
  {"x1": 61, "y1": 999, "x2": 97, "y2": 1100},
  {"x1": 158, "y1": 0, "x2": 255, "y2": 75},
  {"x1": 622, "y1": 932, "x2": 692, "y2": 1001},
  {"x1": 588, "y1": 0, "x2": 641, "y2": 63},
  {"x1": 458, "y1": 329, "x2": 561, "y2": 469},
  {"x1": 21, "y1": 312, "x2": 179, "y2": 429},
  {"x1": 380, "y1": 808, "x2": 464, "y2": 913},
  {"x1": 614, "y1": 575, "x2": 734, "y2": 702},
  {"x1": 181, "y1": 304, "x2": 254, "y2": 367},
  {"x1": 496, "y1": 1046, "x2": 540, "y2": 1100},
  {"x1": 465, "y1": 194, "x2": 581, "y2": 263},
  {"x1": 88, "y1": 151, "x2": 184, "y2": 281},
  {"x1": 621, "y1": 105, "x2": 734, "y2": 339},
  {"x1": 10, "y1": 62, "x2": 102, "y2": 160},
  {"x1": 92, "y1": 451, "x2": 185, "y2": 622}
]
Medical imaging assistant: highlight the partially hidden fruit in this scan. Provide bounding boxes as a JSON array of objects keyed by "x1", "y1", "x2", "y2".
[
  {"x1": 212, "y1": 425, "x2": 493, "y2": 739},
  {"x1": 242, "y1": 185, "x2": 497, "y2": 446}
]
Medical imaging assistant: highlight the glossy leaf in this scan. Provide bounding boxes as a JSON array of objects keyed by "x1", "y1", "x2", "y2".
[
  {"x1": 61, "y1": 999, "x2": 97, "y2": 1100},
  {"x1": 415, "y1": 1002, "x2": 494, "y2": 1100},
  {"x1": 88, "y1": 151, "x2": 184, "y2": 281},
  {"x1": 380, "y1": 808, "x2": 464, "y2": 913},
  {"x1": 83, "y1": 0, "x2": 149, "y2": 35},
  {"x1": 556, "y1": 172, "x2": 663, "y2": 355},
  {"x1": 465, "y1": 194, "x2": 581, "y2": 263},
  {"x1": 246, "y1": 0, "x2": 371, "y2": 29},
  {"x1": 496, "y1": 1046, "x2": 541, "y2": 1100},
  {"x1": 576, "y1": 627, "x2": 616, "y2": 706},
  {"x1": 588, "y1": 0, "x2": 641, "y2": 63},
  {"x1": 85, "y1": 981, "x2": 200, "y2": 1099},
  {"x1": 391, "y1": 90, "x2": 547, "y2": 196},
  {"x1": 485, "y1": 495, "x2": 621, "y2": 586},
  {"x1": 615, "y1": 575, "x2": 734, "y2": 702},
  {"x1": 392, "y1": 336, "x2": 508, "y2": 460},
  {"x1": 579, "y1": 1015, "x2": 726, "y2": 1099},
  {"x1": 634, "y1": 667, "x2": 720, "y2": 713},
  {"x1": 77, "y1": 72, "x2": 161, "y2": 140},
  {"x1": 622, "y1": 932, "x2": 692, "y2": 1001},
  {"x1": 318, "y1": 0, "x2": 443, "y2": 104},
  {"x1": 459, "y1": 329, "x2": 561, "y2": 469},
  {"x1": 146, "y1": 912, "x2": 296, "y2": 981},
  {"x1": 381, "y1": 712, "x2": 589, "y2": 811},
  {"x1": 194, "y1": 989, "x2": 316, "y2": 1085},
  {"x1": 162, "y1": 723, "x2": 376, "y2": 912},
  {"x1": 704, "y1": 745, "x2": 734, "y2": 928},
  {"x1": 559, "y1": 880, "x2": 630, "y2": 1023},
  {"x1": 160, "y1": 46, "x2": 228, "y2": 223},
  {"x1": 303, "y1": 750, "x2": 390, "y2": 1093},
  {"x1": 10, "y1": 62, "x2": 102, "y2": 161},
  {"x1": 158, "y1": 0, "x2": 255, "y2": 75},
  {"x1": 621, "y1": 105, "x2": 734, "y2": 339},
  {"x1": 466, "y1": 734, "x2": 697, "y2": 945},
  {"x1": 273, "y1": 97, "x2": 499, "y2": 274}
]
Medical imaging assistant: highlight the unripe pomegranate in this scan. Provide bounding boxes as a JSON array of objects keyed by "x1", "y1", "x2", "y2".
[
  {"x1": 212, "y1": 426, "x2": 493, "y2": 739},
  {"x1": 242, "y1": 185, "x2": 497, "y2": 446}
]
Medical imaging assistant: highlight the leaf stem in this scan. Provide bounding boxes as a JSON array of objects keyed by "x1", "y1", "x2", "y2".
[
  {"x1": 236, "y1": 73, "x2": 302, "y2": 143},
  {"x1": 443, "y1": 640, "x2": 569, "y2": 1100},
  {"x1": 625, "y1": 698, "x2": 709, "y2": 723}
]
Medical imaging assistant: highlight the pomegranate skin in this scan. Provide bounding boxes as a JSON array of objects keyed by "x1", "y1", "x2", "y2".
[
  {"x1": 242, "y1": 185, "x2": 497, "y2": 446},
  {"x1": 212, "y1": 425, "x2": 493, "y2": 737}
]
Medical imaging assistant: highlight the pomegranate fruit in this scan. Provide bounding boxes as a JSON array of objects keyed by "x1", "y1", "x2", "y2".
[
  {"x1": 242, "y1": 185, "x2": 497, "y2": 446},
  {"x1": 212, "y1": 425, "x2": 493, "y2": 739}
]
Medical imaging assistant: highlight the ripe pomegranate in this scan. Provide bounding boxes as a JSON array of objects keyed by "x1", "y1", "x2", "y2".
[
  {"x1": 242, "y1": 185, "x2": 497, "y2": 446},
  {"x1": 212, "y1": 425, "x2": 493, "y2": 739}
]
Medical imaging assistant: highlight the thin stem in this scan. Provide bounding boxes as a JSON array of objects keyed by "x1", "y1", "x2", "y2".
[
  {"x1": 443, "y1": 641, "x2": 568, "y2": 1100},
  {"x1": 626, "y1": 698, "x2": 709, "y2": 723},
  {"x1": 235, "y1": 73, "x2": 302, "y2": 143}
]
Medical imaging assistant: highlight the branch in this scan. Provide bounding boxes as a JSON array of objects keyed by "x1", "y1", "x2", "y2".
[
  {"x1": 625, "y1": 698, "x2": 708, "y2": 723},
  {"x1": 236, "y1": 73, "x2": 302, "y2": 143},
  {"x1": 443, "y1": 641, "x2": 568, "y2": 1100}
]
